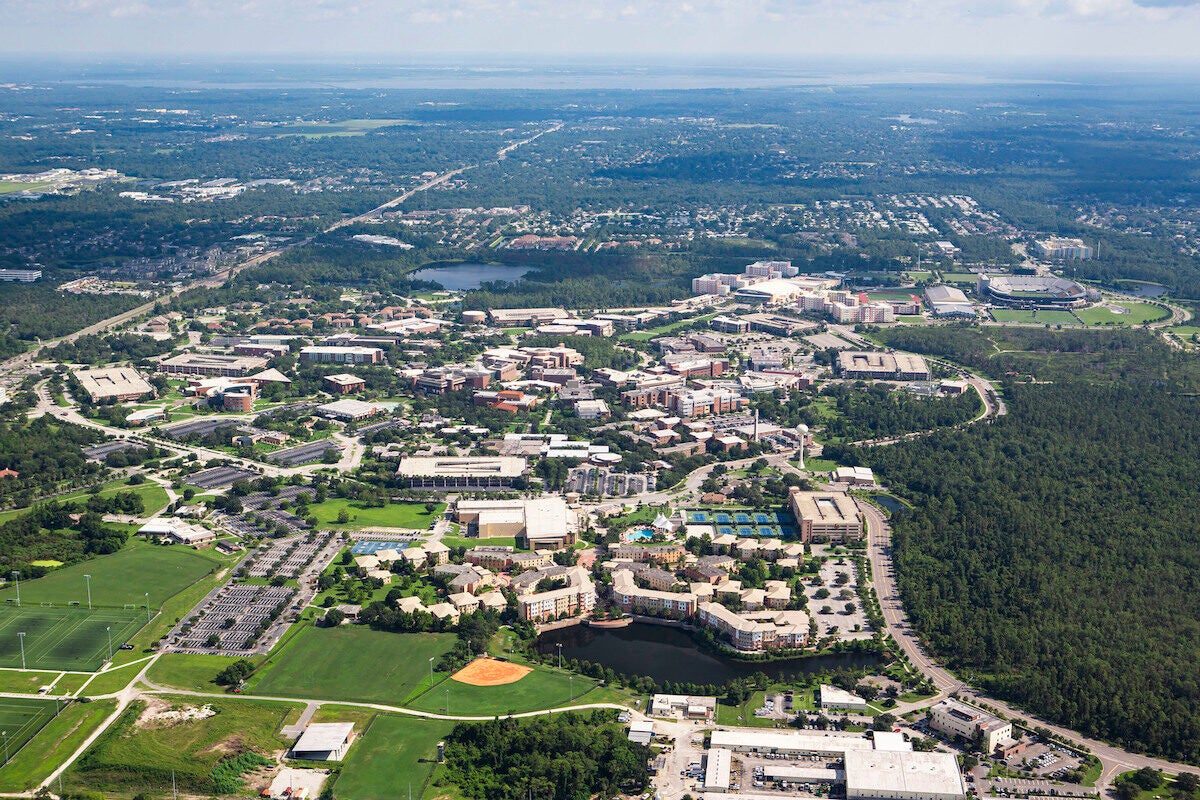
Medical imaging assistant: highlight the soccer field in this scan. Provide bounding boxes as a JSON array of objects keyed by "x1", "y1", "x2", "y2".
[
  {"x1": 0, "y1": 698, "x2": 59, "y2": 761},
  {"x1": 0, "y1": 607, "x2": 144, "y2": 671}
]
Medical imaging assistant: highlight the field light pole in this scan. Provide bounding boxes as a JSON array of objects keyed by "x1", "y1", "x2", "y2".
[
  {"x1": 2, "y1": 731, "x2": 8, "y2": 765},
  {"x1": 10, "y1": 571, "x2": 18, "y2": 607},
  {"x1": 556, "y1": 642, "x2": 562, "y2": 670},
  {"x1": 106, "y1": 626, "x2": 112, "y2": 661},
  {"x1": 444, "y1": 687, "x2": 449, "y2": 715},
  {"x1": 17, "y1": 633, "x2": 25, "y2": 670},
  {"x1": 569, "y1": 675, "x2": 573, "y2": 702},
  {"x1": 84, "y1": 574, "x2": 92, "y2": 610},
  {"x1": 428, "y1": 656, "x2": 435, "y2": 687},
  {"x1": 146, "y1": 592, "x2": 151, "y2": 624}
]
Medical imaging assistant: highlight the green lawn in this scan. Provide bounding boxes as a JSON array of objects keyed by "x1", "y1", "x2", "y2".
[
  {"x1": 940, "y1": 273, "x2": 978, "y2": 284},
  {"x1": 1166, "y1": 324, "x2": 1200, "y2": 340},
  {"x1": 620, "y1": 313, "x2": 719, "y2": 343},
  {"x1": 0, "y1": 539, "x2": 222, "y2": 609},
  {"x1": 0, "y1": 670, "x2": 62, "y2": 693},
  {"x1": 896, "y1": 315, "x2": 927, "y2": 324},
  {"x1": 309, "y1": 499, "x2": 444, "y2": 531},
  {"x1": 0, "y1": 481, "x2": 169, "y2": 527},
  {"x1": 333, "y1": 714, "x2": 454, "y2": 800},
  {"x1": 145, "y1": 653, "x2": 257, "y2": 694},
  {"x1": 439, "y1": 535, "x2": 520, "y2": 550},
  {"x1": 67, "y1": 697, "x2": 299, "y2": 796},
  {"x1": 78, "y1": 659, "x2": 149, "y2": 696},
  {"x1": 1075, "y1": 301, "x2": 1169, "y2": 326},
  {"x1": 275, "y1": 118, "x2": 413, "y2": 137},
  {"x1": 406, "y1": 664, "x2": 599, "y2": 716},
  {"x1": 0, "y1": 698, "x2": 116, "y2": 793},
  {"x1": 802, "y1": 458, "x2": 840, "y2": 473},
  {"x1": 989, "y1": 309, "x2": 1080, "y2": 325},
  {"x1": 0, "y1": 181, "x2": 53, "y2": 195},
  {"x1": 247, "y1": 627, "x2": 457, "y2": 705}
]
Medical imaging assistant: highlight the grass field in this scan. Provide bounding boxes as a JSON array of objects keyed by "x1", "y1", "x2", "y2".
[
  {"x1": 990, "y1": 309, "x2": 1080, "y2": 325},
  {"x1": 77, "y1": 658, "x2": 149, "y2": 696},
  {"x1": 309, "y1": 499, "x2": 444, "y2": 531},
  {"x1": 801, "y1": 458, "x2": 840, "y2": 474},
  {"x1": 0, "y1": 181, "x2": 53, "y2": 195},
  {"x1": 0, "y1": 539, "x2": 222, "y2": 609},
  {"x1": 333, "y1": 715, "x2": 454, "y2": 800},
  {"x1": 0, "y1": 698, "x2": 60, "y2": 764},
  {"x1": 144, "y1": 653, "x2": 250, "y2": 694},
  {"x1": 895, "y1": 315, "x2": 927, "y2": 324},
  {"x1": 247, "y1": 627, "x2": 456, "y2": 705},
  {"x1": 0, "y1": 607, "x2": 143, "y2": 671},
  {"x1": 0, "y1": 670, "x2": 61, "y2": 694},
  {"x1": 1167, "y1": 325, "x2": 1200, "y2": 342},
  {"x1": 406, "y1": 664, "x2": 598, "y2": 716},
  {"x1": 0, "y1": 698, "x2": 115, "y2": 792},
  {"x1": 68, "y1": 697, "x2": 299, "y2": 796},
  {"x1": 0, "y1": 480, "x2": 169, "y2": 527},
  {"x1": 941, "y1": 272, "x2": 978, "y2": 284},
  {"x1": 620, "y1": 313, "x2": 718, "y2": 342},
  {"x1": 1075, "y1": 301, "x2": 1169, "y2": 326}
]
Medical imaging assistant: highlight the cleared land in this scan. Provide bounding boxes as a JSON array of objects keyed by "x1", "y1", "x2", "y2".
[
  {"x1": 451, "y1": 657, "x2": 531, "y2": 687},
  {"x1": 248, "y1": 627, "x2": 456, "y2": 705},
  {"x1": 68, "y1": 697, "x2": 299, "y2": 796},
  {"x1": 0, "y1": 607, "x2": 143, "y2": 671},
  {"x1": 333, "y1": 715, "x2": 453, "y2": 800},
  {"x1": 275, "y1": 119, "x2": 413, "y2": 137},
  {"x1": 309, "y1": 500, "x2": 444, "y2": 531},
  {"x1": 620, "y1": 313, "x2": 718, "y2": 342},
  {"x1": 0, "y1": 540, "x2": 221, "y2": 609}
]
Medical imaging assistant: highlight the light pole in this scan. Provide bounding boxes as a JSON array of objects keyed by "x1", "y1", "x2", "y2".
[
  {"x1": 145, "y1": 592, "x2": 151, "y2": 624},
  {"x1": 444, "y1": 687, "x2": 449, "y2": 715},
  {"x1": 428, "y1": 656, "x2": 435, "y2": 687},
  {"x1": 106, "y1": 626, "x2": 112, "y2": 661},
  {"x1": 17, "y1": 632, "x2": 25, "y2": 670},
  {"x1": 556, "y1": 642, "x2": 562, "y2": 670},
  {"x1": 569, "y1": 675, "x2": 573, "y2": 701},
  {"x1": 2, "y1": 731, "x2": 7, "y2": 764},
  {"x1": 10, "y1": 571, "x2": 18, "y2": 607},
  {"x1": 84, "y1": 574, "x2": 92, "y2": 610}
]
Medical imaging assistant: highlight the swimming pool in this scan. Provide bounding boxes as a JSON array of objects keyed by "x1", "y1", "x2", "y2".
[{"x1": 627, "y1": 529, "x2": 655, "y2": 542}]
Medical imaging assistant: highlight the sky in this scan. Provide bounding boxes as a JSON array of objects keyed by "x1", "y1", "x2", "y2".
[{"x1": 4, "y1": 0, "x2": 1200, "y2": 62}]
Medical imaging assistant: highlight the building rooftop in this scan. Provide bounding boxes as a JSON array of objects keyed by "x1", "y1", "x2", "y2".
[
  {"x1": 293, "y1": 723, "x2": 355, "y2": 754},
  {"x1": 790, "y1": 491, "x2": 860, "y2": 525},
  {"x1": 72, "y1": 367, "x2": 154, "y2": 400},
  {"x1": 397, "y1": 456, "x2": 527, "y2": 478},
  {"x1": 844, "y1": 749, "x2": 965, "y2": 799}
]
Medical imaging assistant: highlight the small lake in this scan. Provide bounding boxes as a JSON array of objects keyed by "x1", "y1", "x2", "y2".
[
  {"x1": 408, "y1": 262, "x2": 531, "y2": 291},
  {"x1": 1115, "y1": 281, "x2": 1166, "y2": 298},
  {"x1": 872, "y1": 494, "x2": 904, "y2": 515},
  {"x1": 537, "y1": 623, "x2": 879, "y2": 686}
]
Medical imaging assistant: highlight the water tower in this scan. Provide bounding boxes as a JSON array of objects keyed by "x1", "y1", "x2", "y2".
[{"x1": 796, "y1": 424, "x2": 810, "y2": 470}]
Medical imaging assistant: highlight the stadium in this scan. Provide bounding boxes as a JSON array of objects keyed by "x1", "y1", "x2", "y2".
[{"x1": 978, "y1": 274, "x2": 1092, "y2": 309}]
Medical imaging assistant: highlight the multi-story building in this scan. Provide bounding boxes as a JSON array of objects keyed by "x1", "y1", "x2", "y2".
[
  {"x1": 515, "y1": 566, "x2": 597, "y2": 622},
  {"x1": 789, "y1": 489, "x2": 863, "y2": 542},
  {"x1": 158, "y1": 352, "x2": 269, "y2": 377},
  {"x1": 928, "y1": 699, "x2": 1013, "y2": 753},
  {"x1": 299, "y1": 346, "x2": 384, "y2": 366},
  {"x1": 838, "y1": 351, "x2": 930, "y2": 381},
  {"x1": 610, "y1": 569, "x2": 697, "y2": 618}
]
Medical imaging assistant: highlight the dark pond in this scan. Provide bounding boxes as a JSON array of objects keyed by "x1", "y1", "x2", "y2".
[
  {"x1": 1115, "y1": 281, "x2": 1166, "y2": 298},
  {"x1": 872, "y1": 494, "x2": 904, "y2": 515},
  {"x1": 536, "y1": 623, "x2": 879, "y2": 686},
  {"x1": 408, "y1": 262, "x2": 531, "y2": 291}
]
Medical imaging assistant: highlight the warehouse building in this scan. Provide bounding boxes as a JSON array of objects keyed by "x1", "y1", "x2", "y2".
[
  {"x1": 844, "y1": 750, "x2": 965, "y2": 800},
  {"x1": 290, "y1": 722, "x2": 356, "y2": 761},
  {"x1": 455, "y1": 496, "x2": 577, "y2": 549},
  {"x1": 820, "y1": 683, "x2": 869, "y2": 712},
  {"x1": 708, "y1": 729, "x2": 876, "y2": 757},
  {"x1": 789, "y1": 489, "x2": 863, "y2": 542},
  {"x1": 705, "y1": 747, "x2": 733, "y2": 791},
  {"x1": 72, "y1": 367, "x2": 155, "y2": 402}
]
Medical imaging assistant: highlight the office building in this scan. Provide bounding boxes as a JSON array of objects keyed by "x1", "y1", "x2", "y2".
[{"x1": 789, "y1": 489, "x2": 863, "y2": 542}]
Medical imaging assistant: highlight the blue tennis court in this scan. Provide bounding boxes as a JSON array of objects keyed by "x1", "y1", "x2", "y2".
[
  {"x1": 350, "y1": 540, "x2": 410, "y2": 554},
  {"x1": 715, "y1": 513, "x2": 733, "y2": 525},
  {"x1": 753, "y1": 513, "x2": 772, "y2": 525},
  {"x1": 757, "y1": 526, "x2": 777, "y2": 537},
  {"x1": 734, "y1": 513, "x2": 752, "y2": 524},
  {"x1": 689, "y1": 511, "x2": 711, "y2": 524},
  {"x1": 735, "y1": 525, "x2": 754, "y2": 537},
  {"x1": 717, "y1": 525, "x2": 734, "y2": 537}
]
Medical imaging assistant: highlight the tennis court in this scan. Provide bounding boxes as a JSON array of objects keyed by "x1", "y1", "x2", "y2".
[
  {"x1": 0, "y1": 606, "x2": 145, "y2": 671},
  {"x1": 0, "y1": 698, "x2": 59, "y2": 761}
]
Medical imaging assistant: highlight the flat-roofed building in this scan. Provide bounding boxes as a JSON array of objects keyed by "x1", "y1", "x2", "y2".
[
  {"x1": 844, "y1": 750, "x2": 965, "y2": 800},
  {"x1": 708, "y1": 729, "x2": 876, "y2": 756},
  {"x1": 838, "y1": 351, "x2": 930, "y2": 382},
  {"x1": 488, "y1": 307, "x2": 570, "y2": 327},
  {"x1": 316, "y1": 398, "x2": 384, "y2": 421},
  {"x1": 705, "y1": 748, "x2": 733, "y2": 791},
  {"x1": 73, "y1": 367, "x2": 155, "y2": 402},
  {"x1": 789, "y1": 489, "x2": 863, "y2": 542},
  {"x1": 158, "y1": 352, "x2": 268, "y2": 377},
  {"x1": 456, "y1": 496, "x2": 577, "y2": 549},
  {"x1": 291, "y1": 722, "x2": 356, "y2": 761},
  {"x1": 300, "y1": 346, "x2": 383, "y2": 365},
  {"x1": 820, "y1": 683, "x2": 868, "y2": 712},
  {"x1": 928, "y1": 698, "x2": 1013, "y2": 753},
  {"x1": 650, "y1": 694, "x2": 717, "y2": 719},
  {"x1": 323, "y1": 373, "x2": 366, "y2": 394},
  {"x1": 833, "y1": 466, "x2": 876, "y2": 486},
  {"x1": 397, "y1": 456, "x2": 527, "y2": 490}
]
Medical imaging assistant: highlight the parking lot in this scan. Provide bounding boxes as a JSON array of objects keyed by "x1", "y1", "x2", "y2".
[
  {"x1": 167, "y1": 583, "x2": 296, "y2": 654},
  {"x1": 242, "y1": 530, "x2": 338, "y2": 580},
  {"x1": 185, "y1": 465, "x2": 258, "y2": 490},
  {"x1": 803, "y1": 551, "x2": 872, "y2": 640}
]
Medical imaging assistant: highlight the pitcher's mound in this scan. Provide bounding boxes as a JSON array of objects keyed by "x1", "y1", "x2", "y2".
[{"x1": 451, "y1": 658, "x2": 532, "y2": 687}]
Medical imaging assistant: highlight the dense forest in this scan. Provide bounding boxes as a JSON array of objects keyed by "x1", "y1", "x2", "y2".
[
  {"x1": 440, "y1": 712, "x2": 648, "y2": 800},
  {"x1": 854, "y1": 329, "x2": 1200, "y2": 763}
]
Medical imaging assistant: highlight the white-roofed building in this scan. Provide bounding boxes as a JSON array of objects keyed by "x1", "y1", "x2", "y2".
[
  {"x1": 291, "y1": 722, "x2": 356, "y2": 761},
  {"x1": 844, "y1": 749, "x2": 965, "y2": 800},
  {"x1": 820, "y1": 683, "x2": 868, "y2": 712},
  {"x1": 705, "y1": 747, "x2": 733, "y2": 791}
]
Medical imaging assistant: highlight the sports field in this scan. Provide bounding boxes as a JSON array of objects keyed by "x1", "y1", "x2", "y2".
[
  {"x1": 1075, "y1": 301, "x2": 1169, "y2": 326},
  {"x1": 332, "y1": 715, "x2": 453, "y2": 800},
  {"x1": 308, "y1": 500, "x2": 444, "y2": 531},
  {"x1": 452, "y1": 658, "x2": 530, "y2": 686},
  {"x1": 0, "y1": 607, "x2": 143, "y2": 671},
  {"x1": 247, "y1": 627, "x2": 456, "y2": 704},
  {"x1": 0, "y1": 540, "x2": 220, "y2": 609},
  {"x1": 407, "y1": 664, "x2": 597, "y2": 716},
  {"x1": 0, "y1": 698, "x2": 60, "y2": 762}
]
